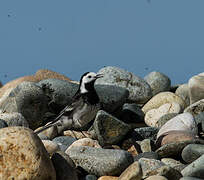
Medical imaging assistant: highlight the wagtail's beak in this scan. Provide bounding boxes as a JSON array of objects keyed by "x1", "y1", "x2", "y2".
[{"x1": 95, "y1": 73, "x2": 103, "y2": 79}]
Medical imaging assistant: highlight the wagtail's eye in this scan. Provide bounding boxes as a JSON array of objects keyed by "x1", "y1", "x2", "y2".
[{"x1": 88, "y1": 75, "x2": 92, "y2": 78}]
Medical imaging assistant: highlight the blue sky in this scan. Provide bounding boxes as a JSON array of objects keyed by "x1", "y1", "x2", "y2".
[{"x1": 0, "y1": 0, "x2": 204, "y2": 85}]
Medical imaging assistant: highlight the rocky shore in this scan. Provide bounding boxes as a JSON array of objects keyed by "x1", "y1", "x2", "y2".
[{"x1": 0, "y1": 67, "x2": 204, "y2": 180}]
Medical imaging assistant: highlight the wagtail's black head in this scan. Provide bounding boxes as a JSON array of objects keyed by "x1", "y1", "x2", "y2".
[{"x1": 79, "y1": 72, "x2": 103, "y2": 94}]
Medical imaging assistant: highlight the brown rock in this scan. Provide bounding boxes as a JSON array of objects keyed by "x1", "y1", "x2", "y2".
[
  {"x1": 64, "y1": 130, "x2": 93, "y2": 139},
  {"x1": 35, "y1": 69, "x2": 71, "y2": 81},
  {"x1": 118, "y1": 161, "x2": 142, "y2": 180},
  {"x1": 66, "y1": 138, "x2": 101, "y2": 151},
  {"x1": 145, "y1": 175, "x2": 168, "y2": 180},
  {"x1": 98, "y1": 176, "x2": 118, "y2": 180},
  {"x1": 0, "y1": 75, "x2": 37, "y2": 98},
  {"x1": 0, "y1": 126, "x2": 56, "y2": 180},
  {"x1": 42, "y1": 140, "x2": 60, "y2": 156}
]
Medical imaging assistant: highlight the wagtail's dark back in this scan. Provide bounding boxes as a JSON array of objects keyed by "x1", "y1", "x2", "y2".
[{"x1": 35, "y1": 72, "x2": 103, "y2": 134}]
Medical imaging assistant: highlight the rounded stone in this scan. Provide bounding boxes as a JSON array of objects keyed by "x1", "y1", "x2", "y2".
[
  {"x1": 133, "y1": 127, "x2": 159, "y2": 141},
  {"x1": 134, "y1": 152, "x2": 160, "y2": 161},
  {"x1": 182, "y1": 144, "x2": 204, "y2": 163},
  {"x1": 96, "y1": 66, "x2": 152, "y2": 103},
  {"x1": 0, "y1": 119, "x2": 8, "y2": 129},
  {"x1": 51, "y1": 151, "x2": 78, "y2": 180},
  {"x1": 157, "y1": 112, "x2": 197, "y2": 139},
  {"x1": 144, "y1": 71, "x2": 171, "y2": 96},
  {"x1": 98, "y1": 176, "x2": 118, "y2": 180},
  {"x1": 145, "y1": 103, "x2": 182, "y2": 127},
  {"x1": 0, "y1": 112, "x2": 29, "y2": 127},
  {"x1": 156, "y1": 140, "x2": 198, "y2": 158},
  {"x1": 156, "y1": 131, "x2": 196, "y2": 146},
  {"x1": 66, "y1": 138, "x2": 101, "y2": 151},
  {"x1": 145, "y1": 175, "x2": 168, "y2": 180},
  {"x1": 42, "y1": 140, "x2": 60, "y2": 156},
  {"x1": 85, "y1": 175, "x2": 98, "y2": 180},
  {"x1": 66, "y1": 146, "x2": 134, "y2": 176},
  {"x1": 180, "y1": 177, "x2": 204, "y2": 180},
  {"x1": 155, "y1": 113, "x2": 178, "y2": 128},
  {"x1": 175, "y1": 84, "x2": 190, "y2": 107},
  {"x1": 142, "y1": 92, "x2": 186, "y2": 114},
  {"x1": 161, "y1": 158, "x2": 184, "y2": 169},
  {"x1": 0, "y1": 126, "x2": 56, "y2": 179},
  {"x1": 188, "y1": 72, "x2": 204, "y2": 104},
  {"x1": 181, "y1": 154, "x2": 204, "y2": 178},
  {"x1": 52, "y1": 136, "x2": 77, "y2": 152},
  {"x1": 184, "y1": 99, "x2": 204, "y2": 117},
  {"x1": 118, "y1": 161, "x2": 142, "y2": 180},
  {"x1": 0, "y1": 81, "x2": 49, "y2": 130}
]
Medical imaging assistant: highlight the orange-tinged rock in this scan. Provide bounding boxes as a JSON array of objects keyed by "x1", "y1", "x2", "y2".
[{"x1": 98, "y1": 176, "x2": 118, "y2": 180}]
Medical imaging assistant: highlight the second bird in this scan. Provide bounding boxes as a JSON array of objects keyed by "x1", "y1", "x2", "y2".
[{"x1": 35, "y1": 72, "x2": 103, "y2": 134}]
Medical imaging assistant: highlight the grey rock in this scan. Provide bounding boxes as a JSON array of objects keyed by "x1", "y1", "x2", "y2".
[
  {"x1": 0, "y1": 82, "x2": 49, "y2": 130},
  {"x1": 51, "y1": 151, "x2": 78, "y2": 180},
  {"x1": 156, "y1": 140, "x2": 200, "y2": 158},
  {"x1": 140, "y1": 139, "x2": 152, "y2": 153},
  {"x1": 144, "y1": 71, "x2": 171, "y2": 96},
  {"x1": 180, "y1": 177, "x2": 204, "y2": 180},
  {"x1": 133, "y1": 127, "x2": 159, "y2": 141},
  {"x1": 182, "y1": 144, "x2": 204, "y2": 163},
  {"x1": 85, "y1": 175, "x2": 97, "y2": 180},
  {"x1": 156, "y1": 113, "x2": 178, "y2": 128},
  {"x1": 175, "y1": 84, "x2": 190, "y2": 107},
  {"x1": 0, "y1": 119, "x2": 8, "y2": 129},
  {"x1": 95, "y1": 85, "x2": 129, "y2": 113},
  {"x1": 96, "y1": 66, "x2": 152, "y2": 103},
  {"x1": 139, "y1": 158, "x2": 182, "y2": 180},
  {"x1": 52, "y1": 136, "x2": 77, "y2": 152},
  {"x1": 66, "y1": 146, "x2": 134, "y2": 176},
  {"x1": 0, "y1": 112, "x2": 29, "y2": 127},
  {"x1": 181, "y1": 154, "x2": 204, "y2": 178},
  {"x1": 37, "y1": 78, "x2": 78, "y2": 108},
  {"x1": 94, "y1": 110, "x2": 131, "y2": 146},
  {"x1": 120, "y1": 103, "x2": 144, "y2": 123},
  {"x1": 134, "y1": 152, "x2": 160, "y2": 161}
]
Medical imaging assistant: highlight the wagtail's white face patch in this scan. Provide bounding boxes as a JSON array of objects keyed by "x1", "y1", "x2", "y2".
[{"x1": 80, "y1": 72, "x2": 103, "y2": 93}]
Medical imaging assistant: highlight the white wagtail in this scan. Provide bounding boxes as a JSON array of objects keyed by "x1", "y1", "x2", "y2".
[{"x1": 35, "y1": 72, "x2": 103, "y2": 134}]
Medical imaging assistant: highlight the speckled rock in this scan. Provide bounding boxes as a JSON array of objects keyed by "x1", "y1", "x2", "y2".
[
  {"x1": 64, "y1": 130, "x2": 93, "y2": 139},
  {"x1": 0, "y1": 112, "x2": 29, "y2": 127},
  {"x1": 52, "y1": 136, "x2": 77, "y2": 152},
  {"x1": 0, "y1": 119, "x2": 8, "y2": 129},
  {"x1": 139, "y1": 158, "x2": 182, "y2": 179},
  {"x1": 0, "y1": 126, "x2": 56, "y2": 180},
  {"x1": 42, "y1": 140, "x2": 60, "y2": 155},
  {"x1": 161, "y1": 158, "x2": 184, "y2": 170},
  {"x1": 145, "y1": 175, "x2": 168, "y2": 180},
  {"x1": 144, "y1": 71, "x2": 171, "y2": 96},
  {"x1": 51, "y1": 151, "x2": 78, "y2": 180},
  {"x1": 140, "y1": 139, "x2": 152, "y2": 153},
  {"x1": 134, "y1": 152, "x2": 160, "y2": 161},
  {"x1": 120, "y1": 103, "x2": 145, "y2": 123},
  {"x1": 66, "y1": 138, "x2": 101, "y2": 151},
  {"x1": 182, "y1": 144, "x2": 204, "y2": 163},
  {"x1": 96, "y1": 66, "x2": 152, "y2": 103},
  {"x1": 155, "y1": 113, "x2": 178, "y2": 128},
  {"x1": 184, "y1": 99, "x2": 204, "y2": 117},
  {"x1": 181, "y1": 154, "x2": 204, "y2": 178},
  {"x1": 66, "y1": 146, "x2": 134, "y2": 176},
  {"x1": 145, "y1": 103, "x2": 182, "y2": 127},
  {"x1": 188, "y1": 72, "x2": 204, "y2": 104},
  {"x1": 0, "y1": 88, "x2": 13, "y2": 107},
  {"x1": 133, "y1": 127, "x2": 159, "y2": 141},
  {"x1": 94, "y1": 110, "x2": 131, "y2": 145},
  {"x1": 157, "y1": 112, "x2": 197, "y2": 139},
  {"x1": 156, "y1": 140, "x2": 199, "y2": 158},
  {"x1": 0, "y1": 81, "x2": 49, "y2": 130},
  {"x1": 118, "y1": 161, "x2": 142, "y2": 180},
  {"x1": 142, "y1": 92, "x2": 186, "y2": 114},
  {"x1": 175, "y1": 84, "x2": 190, "y2": 107}
]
